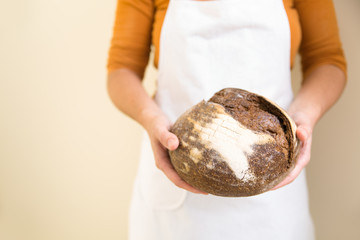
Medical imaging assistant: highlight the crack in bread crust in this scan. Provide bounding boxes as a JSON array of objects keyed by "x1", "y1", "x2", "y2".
[{"x1": 169, "y1": 88, "x2": 299, "y2": 197}]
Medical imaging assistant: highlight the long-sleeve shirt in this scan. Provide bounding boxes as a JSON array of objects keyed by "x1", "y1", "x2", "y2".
[{"x1": 107, "y1": 0, "x2": 347, "y2": 80}]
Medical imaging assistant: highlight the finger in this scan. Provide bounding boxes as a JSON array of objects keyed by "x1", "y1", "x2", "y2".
[
  {"x1": 271, "y1": 163, "x2": 303, "y2": 190},
  {"x1": 153, "y1": 141, "x2": 208, "y2": 195},
  {"x1": 155, "y1": 126, "x2": 179, "y2": 151},
  {"x1": 153, "y1": 140, "x2": 171, "y2": 169},
  {"x1": 162, "y1": 162, "x2": 208, "y2": 195},
  {"x1": 271, "y1": 135, "x2": 312, "y2": 190},
  {"x1": 296, "y1": 125, "x2": 310, "y2": 142}
]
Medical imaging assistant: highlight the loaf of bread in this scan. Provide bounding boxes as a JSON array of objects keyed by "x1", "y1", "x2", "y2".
[{"x1": 169, "y1": 88, "x2": 300, "y2": 197}]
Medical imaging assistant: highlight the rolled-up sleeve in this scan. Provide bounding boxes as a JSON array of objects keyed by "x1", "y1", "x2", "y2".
[
  {"x1": 107, "y1": 0, "x2": 154, "y2": 80},
  {"x1": 295, "y1": 0, "x2": 347, "y2": 80}
]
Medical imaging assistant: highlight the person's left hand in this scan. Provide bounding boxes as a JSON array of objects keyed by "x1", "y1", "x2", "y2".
[{"x1": 271, "y1": 112, "x2": 313, "y2": 190}]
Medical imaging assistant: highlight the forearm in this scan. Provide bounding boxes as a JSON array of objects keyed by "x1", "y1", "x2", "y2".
[
  {"x1": 273, "y1": 64, "x2": 346, "y2": 189},
  {"x1": 288, "y1": 64, "x2": 347, "y2": 129},
  {"x1": 107, "y1": 68, "x2": 162, "y2": 130}
]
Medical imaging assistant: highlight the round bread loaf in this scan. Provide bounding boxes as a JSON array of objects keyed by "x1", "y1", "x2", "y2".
[{"x1": 168, "y1": 88, "x2": 300, "y2": 197}]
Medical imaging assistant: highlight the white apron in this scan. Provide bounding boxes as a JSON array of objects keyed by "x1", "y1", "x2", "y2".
[{"x1": 129, "y1": 0, "x2": 315, "y2": 239}]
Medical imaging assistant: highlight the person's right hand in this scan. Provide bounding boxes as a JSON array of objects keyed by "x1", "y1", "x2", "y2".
[{"x1": 143, "y1": 112, "x2": 208, "y2": 195}]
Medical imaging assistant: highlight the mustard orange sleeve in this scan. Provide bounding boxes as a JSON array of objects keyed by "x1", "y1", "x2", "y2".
[
  {"x1": 107, "y1": 0, "x2": 154, "y2": 79},
  {"x1": 295, "y1": 0, "x2": 347, "y2": 80}
]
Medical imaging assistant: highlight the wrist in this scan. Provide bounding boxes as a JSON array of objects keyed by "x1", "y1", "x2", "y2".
[
  {"x1": 139, "y1": 106, "x2": 166, "y2": 132},
  {"x1": 287, "y1": 103, "x2": 321, "y2": 131}
]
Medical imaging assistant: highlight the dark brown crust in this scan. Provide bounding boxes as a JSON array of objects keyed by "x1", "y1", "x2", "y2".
[
  {"x1": 209, "y1": 88, "x2": 295, "y2": 183},
  {"x1": 169, "y1": 101, "x2": 254, "y2": 196},
  {"x1": 169, "y1": 88, "x2": 299, "y2": 197}
]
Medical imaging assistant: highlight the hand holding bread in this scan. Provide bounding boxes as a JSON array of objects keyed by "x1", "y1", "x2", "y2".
[{"x1": 143, "y1": 111, "x2": 208, "y2": 195}]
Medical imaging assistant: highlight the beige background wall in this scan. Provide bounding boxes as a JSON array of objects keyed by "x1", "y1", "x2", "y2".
[
  {"x1": 290, "y1": 1, "x2": 360, "y2": 239},
  {"x1": 0, "y1": 0, "x2": 359, "y2": 239}
]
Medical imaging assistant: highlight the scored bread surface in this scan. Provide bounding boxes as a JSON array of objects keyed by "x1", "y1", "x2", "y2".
[{"x1": 169, "y1": 88, "x2": 299, "y2": 197}]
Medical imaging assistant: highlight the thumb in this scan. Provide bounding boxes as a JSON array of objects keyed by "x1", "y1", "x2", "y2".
[
  {"x1": 157, "y1": 128, "x2": 179, "y2": 151},
  {"x1": 296, "y1": 125, "x2": 310, "y2": 143}
]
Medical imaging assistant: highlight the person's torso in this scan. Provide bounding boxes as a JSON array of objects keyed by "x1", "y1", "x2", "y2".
[
  {"x1": 134, "y1": 1, "x2": 314, "y2": 239},
  {"x1": 151, "y1": 0, "x2": 301, "y2": 70}
]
